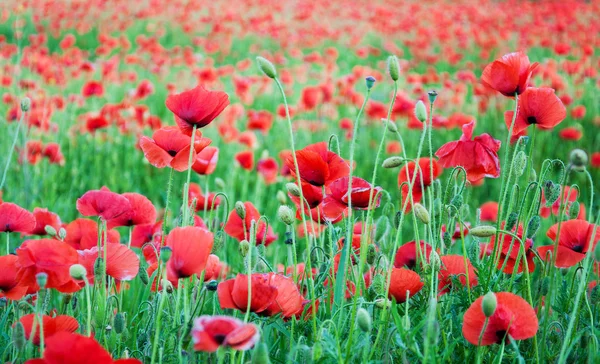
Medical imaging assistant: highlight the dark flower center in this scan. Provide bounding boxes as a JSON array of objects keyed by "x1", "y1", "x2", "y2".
[
  {"x1": 527, "y1": 116, "x2": 537, "y2": 125},
  {"x1": 495, "y1": 330, "x2": 508, "y2": 344},
  {"x1": 572, "y1": 244, "x2": 583, "y2": 253},
  {"x1": 213, "y1": 334, "x2": 227, "y2": 344},
  {"x1": 167, "y1": 150, "x2": 178, "y2": 157}
]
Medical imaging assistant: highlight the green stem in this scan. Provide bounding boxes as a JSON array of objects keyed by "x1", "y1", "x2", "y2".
[
  {"x1": 182, "y1": 125, "x2": 198, "y2": 226},
  {"x1": 0, "y1": 108, "x2": 26, "y2": 190}
]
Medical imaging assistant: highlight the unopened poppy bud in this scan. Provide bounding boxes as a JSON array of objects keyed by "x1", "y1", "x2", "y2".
[
  {"x1": 20, "y1": 97, "x2": 31, "y2": 112},
  {"x1": 414, "y1": 100, "x2": 427, "y2": 123},
  {"x1": 70, "y1": 264, "x2": 87, "y2": 280},
  {"x1": 44, "y1": 225, "x2": 57, "y2": 237},
  {"x1": 512, "y1": 151, "x2": 527, "y2": 177},
  {"x1": 427, "y1": 90, "x2": 438, "y2": 104},
  {"x1": 36, "y1": 272, "x2": 48, "y2": 290},
  {"x1": 368, "y1": 275, "x2": 386, "y2": 299},
  {"x1": 470, "y1": 225, "x2": 497, "y2": 238},
  {"x1": 387, "y1": 55, "x2": 400, "y2": 81},
  {"x1": 386, "y1": 119, "x2": 398, "y2": 133},
  {"x1": 594, "y1": 243, "x2": 600, "y2": 262},
  {"x1": 213, "y1": 230, "x2": 224, "y2": 252},
  {"x1": 356, "y1": 308, "x2": 372, "y2": 332},
  {"x1": 13, "y1": 321, "x2": 25, "y2": 350},
  {"x1": 543, "y1": 181, "x2": 560, "y2": 206},
  {"x1": 526, "y1": 215, "x2": 541, "y2": 239},
  {"x1": 58, "y1": 227, "x2": 67, "y2": 240},
  {"x1": 313, "y1": 342, "x2": 323, "y2": 361},
  {"x1": 442, "y1": 231, "x2": 451, "y2": 248},
  {"x1": 382, "y1": 156, "x2": 404, "y2": 169},
  {"x1": 214, "y1": 177, "x2": 225, "y2": 190},
  {"x1": 93, "y1": 258, "x2": 105, "y2": 282},
  {"x1": 569, "y1": 149, "x2": 588, "y2": 169},
  {"x1": 482, "y1": 292, "x2": 497, "y2": 317},
  {"x1": 138, "y1": 267, "x2": 149, "y2": 285},
  {"x1": 506, "y1": 212, "x2": 518, "y2": 231},
  {"x1": 278, "y1": 205, "x2": 295, "y2": 225},
  {"x1": 540, "y1": 276, "x2": 550, "y2": 296},
  {"x1": 413, "y1": 203, "x2": 430, "y2": 224},
  {"x1": 569, "y1": 201, "x2": 580, "y2": 220},
  {"x1": 206, "y1": 280, "x2": 218, "y2": 291},
  {"x1": 114, "y1": 312, "x2": 125, "y2": 334},
  {"x1": 251, "y1": 342, "x2": 271, "y2": 364},
  {"x1": 374, "y1": 298, "x2": 391, "y2": 309},
  {"x1": 394, "y1": 211, "x2": 402, "y2": 229},
  {"x1": 529, "y1": 169, "x2": 537, "y2": 182},
  {"x1": 286, "y1": 183, "x2": 301, "y2": 197},
  {"x1": 159, "y1": 247, "x2": 172, "y2": 263},
  {"x1": 366, "y1": 244, "x2": 377, "y2": 265},
  {"x1": 365, "y1": 76, "x2": 376, "y2": 90},
  {"x1": 429, "y1": 250, "x2": 441, "y2": 270},
  {"x1": 235, "y1": 201, "x2": 246, "y2": 219},
  {"x1": 276, "y1": 190, "x2": 287, "y2": 204},
  {"x1": 450, "y1": 194, "x2": 463, "y2": 210},
  {"x1": 239, "y1": 240, "x2": 250, "y2": 257},
  {"x1": 256, "y1": 56, "x2": 277, "y2": 79},
  {"x1": 161, "y1": 279, "x2": 174, "y2": 293}
]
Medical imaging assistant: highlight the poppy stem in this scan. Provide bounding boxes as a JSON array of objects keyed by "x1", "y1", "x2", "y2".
[
  {"x1": 151, "y1": 266, "x2": 168, "y2": 364},
  {"x1": 83, "y1": 276, "x2": 93, "y2": 336},
  {"x1": 182, "y1": 125, "x2": 198, "y2": 227},
  {"x1": 243, "y1": 221, "x2": 256, "y2": 323},
  {"x1": 5, "y1": 232, "x2": 9, "y2": 255},
  {"x1": 161, "y1": 168, "x2": 175, "y2": 245},
  {"x1": 0, "y1": 107, "x2": 26, "y2": 190}
]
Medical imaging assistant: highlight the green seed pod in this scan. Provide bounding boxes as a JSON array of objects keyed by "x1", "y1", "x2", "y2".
[
  {"x1": 540, "y1": 276, "x2": 550, "y2": 296},
  {"x1": 365, "y1": 76, "x2": 376, "y2": 90},
  {"x1": 44, "y1": 225, "x2": 57, "y2": 237},
  {"x1": 529, "y1": 168, "x2": 537, "y2": 182},
  {"x1": 251, "y1": 342, "x2": 271, "y2": 364},
  {"x1": 13, "y1": 322, "x2": 26, "y2": 350},
  {"x1": 138, "y1": 266, "x2": 149, "y2": 285},
  {"x1": 276, "y1": 190, "x2": 287, "y2": 205},
  {"x1": 386, "y1": 119, "x2": 398, "y2": 133},
  {"x1": 58, "y1": 227, "x2": 67, "y2": 240},
  {"x1": 356, "y1": 308, "x2": 372, "y2": 332},
  {"x1": 366, "y1": 244, "x2": 377, "y2": 265},
  {"x1": 470, "y1": 225, "x2": 497, "y2": 238},
  {"x1": 414, "y1": 100, "x2": 427, "y2": 123},
  {"x1": 387, "y1": 55, "x2": 400, "y2": 81},
  {"x1": 526, "y1": 215, "x2": 541, "y2": 239},
  {"x1": 413, "y1": 203, "x2": 430, "y2": 225},
  {"x1": 286, "y1": 183, "x2": 301, "y2": 197},
  {"x1": 427, "y1": 90, "x2": 438, "y2": 104},
  {"x1": 239, "y1": 240, "x2": 250, "y2": 257},
  {"x1": 278, "y1": 205, "x2": 295, "y2": 226},
  {"x1": 512, "y1": 151, "x2": 527, "y2": 177},
  {"x1": 159, "y1": 247, "x2": 172, "y2": 263},
  {"x1": 450, "y1": 194, "x2": 463, "y2": 210},
  {"x1": 114, "y1": 312, "x2": 125, "y2": 334},
  {"x1": 36, "y1": 272, "x2": 48, "y2": 289},
  {"x1": 235, "y1": 201, "x2": 246, "y2": 220},
  {"x1": 20, "y1": 97, "x2": 31, "y2": 112},
  {"x1": 568, "y1": 201, "x2": 580, "y2": 220},
  {"x1": 394, "y1": 211, "x2": 402, "y2": 229},
  {"x1": 482, "y1": 292, "x2": 497, "y2": 317},
  {"x1": 569, "y1": 149, "x2": 588, "y2": 169},
  {"x1": 544, "y1": 181, "x2": 560, "y2": 206},
  {"x1": 214, "y1": 177, "x2": 225, "y2": 190},
  {"x1": 505, "y1": 212, "x2": 518, "y2": 231},
  {"x1": 382, "y1": 156, "x2": 404, "y2": 169},
  {"x1": 256, "y1": 56, "x2": 277, "y2": 79},
  {"x1": 70, "y1": 264, "x2": 87, "y2": 281}
]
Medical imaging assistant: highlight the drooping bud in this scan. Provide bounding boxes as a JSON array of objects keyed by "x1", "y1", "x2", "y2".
[
  {"x1": 13, "y1": 322, "x2": 26, "y2": 350},
  {"x1": 505, "y1": 212, "x2": 518, "y2": 231},
  {"x1": 214, "y1": 177, "x2": 225, "y2": 190},
  {"x1": 20, "y1": 97, "x2": 31, "y2": 112},
  {"x1": 213, "y1": 230, "x2": 224, "y2": 252},
  {"x1": 159, "y1": 247, "x2": 172, "y2": 263},
  {"x1": 356, "y1": 308, "x2": 372, "y2": 332},
  {"x1": 387, "y1": 55, "x2": 400, "y2": 81},
  {"x1": 239, "y1": 240, "x2": 250, "y2": 257},
  {"x1": 365, "y1": 76, "x2": 376, "y2": 90},
  {"x1": 70, "y1": 264, "x2": 87, "y2": 281},
  {"x1": 286, "y1": 183, "x2": 301, "y2": 197},
  {"x1": 442, "y1": 231, "x2": 451, "y2": 248},
  {"x1": 470, "y1": 225, "x2": 497, "y2": 238},
  {"x1": 256, "y1": 57, "x2": 277, "y2": 79},
  {"x1": 450, "y1": 194, "x2": 463, "y2": 210},
  {"x1": 482, "y1": 292, "x2": 497, "y2": 317},
  {"x1": 366, "y1": 244, "x2": 377, "y2": 265},
  {"x1": 512, "y1": 151, "x2": 527, "y2": 177},
  {"x1": 277, "y1": 206, "x2": 295, "y2": 226},
  {"x1": 44, "y1": 225, "x2": 57, "y2": 237},
  {"x1": 276, "y1": 190, "x2": 287, "y2": 205},
  {"x1": 568, "y1": 201, "x2": 580, "y2": 220},
  {"x1": 414, "y1": 100, "x2": 427, "y2": 123},
  {"x1": 569, "y1": 149, "x2": 588, "y2": 170},
  {"x1": 540, "y1": 276, "x2": 550, "y2": 296},
  {"x1": 543, "y1": 181, "x2": 560, "y2": 206},
  {"x1": 138, "y1": 266, "x2": 149, "y2": 285},
  {"x1": 114, "y1": 312, "x2": 125, "y2": 334},
  {"x1": 427, "y1": 90, "x2": 438, "y2": 104},
  {"x1": 385, "y1": 118, "x2": 398, "y2": 133},
  {"x1": 529, "y1": 169, "x2": 537, "y2": 182},
  {"x1": 36, "y1": 272, "x2": 48, "y2": 290},
  {"x1": 235, "y1": 201, "x2": 246, "y2": 220},
  {"x1": 394, "y1": 211, "x2": 402, "y2": 229},
  {"x1": 251, "y1": 342, "x2": 271, "y2": 364},
  {"x1": 526, "y1": 215, "x2": 541, "y2": 239},
  {"x1": 382, "y1": 156, "x2": 404, "y2": 169},
  {"x1": 374, "y1": 298, "x2": 391, "y2": 309},
  {"x1": 413, "y1": 203, "x2": 430, "y2": 224},
  {"x1": 429, "y1": 250, "x2": 441, "y2": 271}
]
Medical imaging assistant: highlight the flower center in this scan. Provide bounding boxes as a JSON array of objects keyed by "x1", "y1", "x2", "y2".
[
  {"x1": 167, "y1": 150, "x2": 177, "y2": 157},
  {"x1": 495, "y1": 330, "x2": 508, "y2": 344},
  {"x1": 527, "y1": 116, "x2": 537, "y2": 124},
  {"x1": 571, "y1": 244, "x2": 583, "y2": 253}
]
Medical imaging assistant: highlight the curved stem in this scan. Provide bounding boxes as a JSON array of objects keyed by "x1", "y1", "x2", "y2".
[{"x1": 0, "y1": 109, "x2": 26, "y2": 190}]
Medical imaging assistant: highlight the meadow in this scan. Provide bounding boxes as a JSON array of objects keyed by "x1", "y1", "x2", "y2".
[{"x1": 0, "y1": 0, "x2": 599, "y2": 363}]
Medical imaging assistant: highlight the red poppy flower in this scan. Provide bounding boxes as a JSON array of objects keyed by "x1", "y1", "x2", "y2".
[
  {"x1": 558, "y1": 127, "x2": 582, "y2": 141},
  {"x1": 204, "y1": 254, "x2": 228, "y2": 282},
  {"x1": 592, "y1": 152, "x2": 600, "y2": 168},
  {"x1": 26, "y1": 331, "x2": 142, "y2": 363},
  {"x1": 0, "y1": 255, "x2": 28, "y2": 300},
  {"x1": 29, "y1": 208, "x2": 62, "y2": 236},
  {"x1": 285, "y1": 142, "x2": 350, "y2": 187},
  {"x1": 261, "y1": 273, "x2": 308, "y2": 318},
  {"x1": 165, "y1": 85, "x2": 229, "y2": 134},
  {"x1": 81, "y1": 80, "x2": 104, "y2": 97},
  {"x1": 398, "y1": 158, "x2": 442, "y2": 210},
  {"x1": 257, "y1": 158, "x2": 279, "y2": 184},
  {"x1": 435, "y1": 121, "x2": 501, "y2": 184},
  {"x1": 246, "y1": 110, "x2": 273, "y2": 134},
  {"x1": 486, "y1": 224, "x2": 535, "y2": 274},
  {"x1": 538, "y1": 220, "x2": 600, "y2": 268},
  {"x1": 130, "y1": 222, "x2": 162, "y2": 248},
  {"x1": 462, "y1": 292, "x2": 538, "y2": 345},
  {"x1": 42, "y1": 143, "x2": 65, "y2": 166},
  {"x1": 139, "y1": 127, "x2": 197, "y2": 172},
  {"x1": 192, "y1": 316, "x2": 259, "y2": 352},
  {"x1": 166, "y1": 226, "x2": 213, "y2": 280},
  {"x1": 106, "y1": 193, "x2": 156, "y2": 228},
  {"x1": 235, "y1": 150, "x2": 254, "y2": 171},
  {"x1": 224, "y1": 202, "x2": 277, "y2": 246},
  {"x1": 0, "y1": 202, "x2": 36, "y2": 234},
  {"x1": 77, "y1": 189, "x2": 132, "y2": 221},
  {"x1": 77, "y1": 243, "x2": 140, "y2": 283},
  {"x1": 15, "y1": 239, "x2": 79, "y2": 292},
  {"x1": 192, "y1": 146, "x2": 219, "y2": 175},
  {"x1": 324, "y1": 176, "x2": 382, "y2": 211},
  {"x1": 481, "y1": 52, "x2": 538, "y2": 97},
  {"x1": 64, "y1": 218, "x2": 121, "y2": 250},
  {"x1": 480, "y1": 202, "x2": 499, "y2": 222},
  {"x1": 438, "y1": 255, "x2": 478, "y2": 295},
  {"x1": 504, "y1": 88, "x2": 566, "y2": 137},
  {"x1": 394, "y1": 240, "x2": 433, "y2": 269},
  {"x1": 17, "y1": 314, "x2": 79, "y2": 345},
  {"x1": 388, "y1": 268, "x2": 424, "y2": 303},
  {"x1": 188, "y1": 183, "x2": 220, "y2": 212}
]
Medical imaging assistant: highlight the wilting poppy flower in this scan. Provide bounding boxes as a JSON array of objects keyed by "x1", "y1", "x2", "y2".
[
  {"x1": 188, "y1": 183, "x2": 220, "y2": 211},
  {"x1": 0, "y1": 202, "x2": 36, "y2": 234},
  {"x1": 192, "y1": 316, "x2": 259, "y2": 352},
  {"x1": 30, "y1": 208, "x2": 62, "y2": 236},
  {"x1": 462, "y1": 292, "x2": 538, "y2": 345},
  {"x1": 26, "y1": 331, "x2": 142, "y2": 363},
  {"x1": 257, "y1": 158, "x2": 279, "y2": 184},
  {"x1": 17, "y1": 314, "x2": 79, "y2": 345},
  {"x1": 504, "y1": 88, "x2": 566, "y2": 137},
  {"x1": 480, "y1": 202, "x2": 499, "y2": 222},
  {"x1": 394, "y1": 240, "x2": 432, "y2": 269},
  {"x1": 107, "y1": 193, "x2": 156, "y2": 228},
  {"x1": 15, "y1": 239, "x2": 79, "y2": 292},
  {"x1": 77, "y1": 243, "x2": 140, "y2": 283},
  {"x1": 235, "y1": 150, "x2": 254, "y2": 170},
  {"x1": 481, "y1": 52, "x2": 538, "y2": 97},
  {"x1": 538, "y1": 220, "x2": 600, "y2": 268},
  {"x1": 64, "y1": 218, "x2": 121, "y2": 250},
  {"x1": 166, "y1": 226, "x2": 213, "y2": 280},
  {"x1": 438, "y1": 255, "x2": 478, "y2": 295},
  {"x1": 193, "y1": 146, "x2": 219, "y2": 175},
  {"x1": 285, "y1": 142, "x2": 350, "y2": 187},
  {"x1": 130, "y1": 222, "x2": 162, "y2": 248},
  {"x1": 165, "y1": 85, "x2": 229, "y2": 134},
  {"x1": 388, "y1": 268, "x2": 424, "y2": 303},
  {"x1": 0, "y1": 255, "x2": 28, "y2": 299},
  {"x1": 435, "y1": 121, "x2": 501, "y2": 184},
  {"x1": 486, "y1": 224, "x2": 535, "y2": 274},
  {"x1": 76, "y1": 189, "x2": 132, "y2": 221},
  {"x1": 139, "y1": 127, "x2": 197, "y2": 172},
  {"x1": 224, "y1": 202, "x2": 278, "y2": 246}
]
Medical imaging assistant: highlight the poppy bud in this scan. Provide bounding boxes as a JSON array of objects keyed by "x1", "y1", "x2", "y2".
[
  {"x1": 365, "y1": 76, "x2": 376, "y2": 90},
  {"x1": 58, "y1": 227, "x2": 67, "y2": 240},
  {"x1": 276, "y1": 190, "x2": 287, "y2": 204},
  {"x1": 235, "y1": 201, "x2": 246, "y2": 220},
  {"x1": 256, "y1": 56, "x2": 277, "y2": 79},
  {"x1": 427, "y1": 90, "x2": 438, "y2": 104},
  {"x1": 543, "y1": 181, "x2": 560, "y2": 206},
  {"x1": 251, "y1": 342, "x2": 271, "y2": 364},
  {"x1": 286, "y1": 183, "x2": 301, "y2": 197},
  {"x1": 43, "y1": 224, "x2": 57, "y2": 237},
  {"x1": 114, "y1": 312, "x2": 125, "y2": 334},
  {"x1": 13, "y1": 322, "x2": 25, "y2": 350},
  {"x1": 206, "y1": 280, "x2": 218, "y2": 291},
  {"x1": 429, "y1": 250, "x2": 441, "y2": 271},
  {"x1": 382, "y1": 156, "x2": 404, "y2": 169},
  {"x1": 469, "y1": 240, "x2": 481, "y2": 262},
  {"x1": 512, "y1": 151, "x2": 527, "y2": 177},
  {"x1": 161, "y1": 279, "x2": 174, "y2": 293},
  {"x1": 482, "y1": 292, "x2": 497, "y2": 317},
  {"x1": 414, "y1": 101, "x2": 427, "y2": 123},
  {"x1": 569, "y1": 149, "x2": 588, "y2": 169},
  {"x1": 368, "y1": 274, "x2": 386, "y2": 299},
  {"x1": 239, "y1": 240, "x2": 250, "y2": 257},
  {"x1": 374, "y1": 298, "x2": 391, "y2": 309},
  {"x1": 138, "y1": 267, "x2": 149, "y2": 285},
  {"x1": 413, "y1": 203, "x2": 430, "y2": 225},
  {"x1": 387, "y1": 55, "x2": 400, "y2": 81},
  {"x1": 159, "y1": 247, "x2": 172, "y2": 263},
  {"x1": 529, "y1": 169, "x2": 537, "y2": 182},
  {"x1": 540, "y1": 276, "x2": 550, "y2": 296},
  {"x1": 213, "y1": 230, "x2": 224, "y2": 252},
  {"x1": 526, "y1": 215, "x2": 541, "y2": 239},
  {"x1": 356, "y1": 308, "x2": 372, "y2": 332},
  {"x1": 442, "y1": 231, "x2": 451, "y2": 248},
  {"x1": 93, "y1": 258, "x2": 105, "y2": 282},
  {"x1": 450, "y1": 194, "x2": 463, "y2": 210},
  {"x1": 20, "y1": 97, "x2": 31, "y2": 112},
  {"x1": 470, "y1": 225, "x2": 497, "y2": 238},
  {"x1": 568, "y1": 201, "x2": 580, "y2": 220},
  {"x1": 214, "y1": 177, "x2": 225, "y2": 190},
  {"x1": 366, "y1": 244, "x2": 377, "y2": 265},
  {"x1": 386, "y1": 119, "x2": 398, "y2": 133},
  {"x1": 394, "y1": 211, "x2": 402, "y2": 229},
  {"x1": 313, "y1": 342, "x2": 323, "y2": 361},
  {"x1": 70, "y1": 264, "x2": 87, "y2": 280},
  {"x1": 506, "y1": 212, "x2": 518, "y2": 231},
  {"x1": 278, "y1": 205, "x2": 295, "y2": 226},
  {"x1": 36, "y1": 272, "x2": 48, "y2": 290}
]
